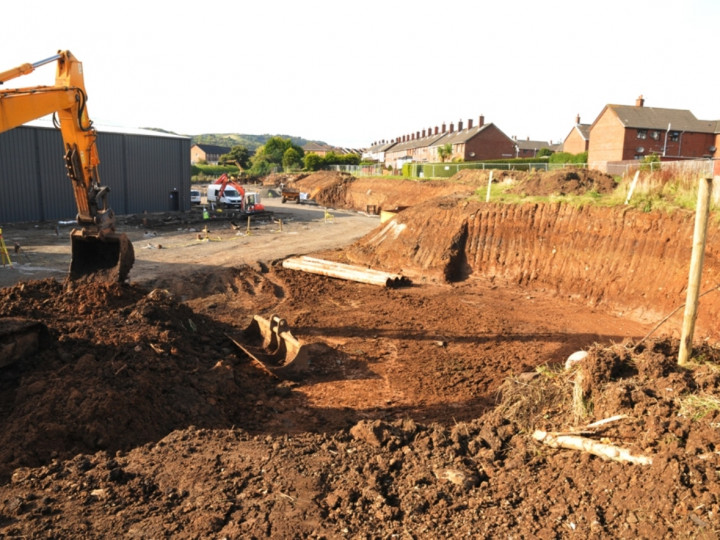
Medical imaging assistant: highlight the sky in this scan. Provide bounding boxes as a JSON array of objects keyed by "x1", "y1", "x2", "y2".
[{"x1": 2, "y1": 0, "x2": 719, "y2": 149}]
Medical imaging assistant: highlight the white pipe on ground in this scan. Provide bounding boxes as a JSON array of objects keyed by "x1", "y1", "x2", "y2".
[{"x1": 282, "y1": 256, "x2": 411, "y2": 288}]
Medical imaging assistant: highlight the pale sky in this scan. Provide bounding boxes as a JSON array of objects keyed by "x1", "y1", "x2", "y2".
[{"x1": 2, "y1": 0, "x2": 718, "y2": 149}]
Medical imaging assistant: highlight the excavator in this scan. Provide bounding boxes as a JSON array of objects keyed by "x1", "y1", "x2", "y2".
[
  {"x1": 0, "y1": 50, "x2": 134, "y2": 282},
  {"x1": 208, "y1": 173, "x2": 265, "y2": 214}
]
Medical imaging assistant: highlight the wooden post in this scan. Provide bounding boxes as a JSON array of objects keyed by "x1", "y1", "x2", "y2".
[
  {"x1": 0, "y1": 228, "x2": 12, "y2": 267},
  {"x1": 625, "y1": 170, "x2": 640, "y2": 205},
  {"x1": 486, "y1": 170, "x2": 494, "y2": 202},
  {"x1": 678, "y1": 176, "x2": 713, "y2": 365}
]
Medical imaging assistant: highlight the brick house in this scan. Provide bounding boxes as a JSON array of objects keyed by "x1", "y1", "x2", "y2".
[
  {"x1": 303, "y1": 142, "x2": 362, "y2": 158},
  {"x1": 190, "y1": 144, "x2": 230, "y2": 165},
  {"x1": 384, "y1": 116, "x2": 515, "y2": 170},
  {"x1": 384, "y1": 128, "x2": 447, "y2": 170},
  {"x1": 432, "y1": 117, "x2": 516, "y2": 162},
  {"x1": 512, "y1": 136, "x2": 554, "y2": 158},
  {"x1": 362, "y1": 140, "x2": 397, "y2": 163},
  {"x1": 302, "y1": 141, "x2": 334, "y2": 156},
  {"x1": 562, "y1": 115, "x2": 591, "y2": 154},
  {"x1": 587, "y1": 96, "x2": 720, "y2": 172}
]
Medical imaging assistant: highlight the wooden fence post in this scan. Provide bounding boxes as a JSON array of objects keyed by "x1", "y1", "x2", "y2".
[
  {"x1": 678, "y1": 176, "x2": 713, "y2": 365},
  {"x1": 625, "y1": 170, "x2": 640, "y2": 205}
]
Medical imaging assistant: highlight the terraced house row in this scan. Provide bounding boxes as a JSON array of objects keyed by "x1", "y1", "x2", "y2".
[{"x1": 365, "y1": 96, "x2": 720, "y2": 175}]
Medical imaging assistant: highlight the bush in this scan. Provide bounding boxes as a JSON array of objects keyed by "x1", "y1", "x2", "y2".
[
  {"x1": 304, "y1": 153, "x2": 324, "y2": 171},
  {"x1": 248, "y1": 158, "x2": 275, "y2": 176},
  {"x1": 537, "y1": 147, "x2": 553, "y2": 157},
  {"x1": 191, "y1": 164, "x2": 240, "y2": 183},
  {"x1": 549, "y1": 151, "x2": 587, "y2": 164}
]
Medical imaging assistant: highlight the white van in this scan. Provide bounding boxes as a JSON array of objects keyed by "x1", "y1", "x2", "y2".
[{"x1": 206, "y1": 186, "x2": 242, "y2": 208}]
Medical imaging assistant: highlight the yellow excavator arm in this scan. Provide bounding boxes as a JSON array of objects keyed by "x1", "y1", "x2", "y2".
[{"x1": 0, "y1": 51, "x2": 133, "y2": 282}]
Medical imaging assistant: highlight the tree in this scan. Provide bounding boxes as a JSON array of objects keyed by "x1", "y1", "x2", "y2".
[
  {"x1": 282, "y1": 148, "x2": 303, "y2": 171},
  {"x1": 219, "y1": 145, "x2": 252, "y2": 170},
  {"x1": 250, "y1": 136, "x2": 304, "y2": 175},
  {"x1": 303, "y1": 153, "x2": 324, "y2": 171},
  {"x1": 249, "y1": 158, "x2": 274, "y2": 176},
  {"x1": 437, "y1": 143, "x2": 453, "y2": 163},
  {"x1": 255, "y1": 137, "x2": 304, "y2": 164}
]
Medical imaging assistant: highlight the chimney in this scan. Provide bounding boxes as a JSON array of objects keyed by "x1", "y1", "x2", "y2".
[
  {"x1": 575, "y1": 114, "x2": 581, "y2": 124},
  {"x1": 478, "y1": 115, "x2": 485, "y2": 127},
  {"x1": 636, "y1": 95, "x2": 644, "y2": 107},
  {"x1": 527, "y1": 136, "x2": 530, "y2": 141},
  {"x1": 449, "y1": 123, "x2": 454, "y2": 133},
  {"x1": 458, "y1": 119, "x2": 463, "y2": 131},
  {"x1": 442, "y1": 123, "x2": 446, "y2": 133},
  {"x1": 422, "y1": 129, "x2": 426, "y2": 137},
  {"x1": 435, "y1": 126, "x2": 439, "y2": 135},
  {"x1": 416, "y1": 131, "x2": 420, "y2": 140},
  {"x1": 468, "y1": 118, "x2": 473, "y2": 129}
]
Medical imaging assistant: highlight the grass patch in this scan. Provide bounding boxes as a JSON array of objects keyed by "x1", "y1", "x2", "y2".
[{"x1": 678, "y1": 393, "x2": 720, "y2": 421}]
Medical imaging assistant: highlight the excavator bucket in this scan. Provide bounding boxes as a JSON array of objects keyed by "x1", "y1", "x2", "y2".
[
  {"x1": 69, "y1": 230, "x2": 135, "y2": 283},
  {"x1": 230, "y1": 314, "x2": 311, "y2": 379}
]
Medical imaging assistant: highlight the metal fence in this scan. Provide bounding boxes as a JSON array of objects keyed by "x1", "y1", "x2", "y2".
[
  {"x1": 327, "y1": 164, "x2": 385, "y2": 176},
  {"x1": 406, "y1": 162, "x2": 588, "y2": 178},
  {"x1": 602, "y1": 159, "x2": 715, "y2": 178}
]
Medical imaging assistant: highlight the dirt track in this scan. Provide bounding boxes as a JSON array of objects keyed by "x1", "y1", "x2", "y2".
[{"x1": 1, "y1": 170, "x2": 720, "y2": 538}]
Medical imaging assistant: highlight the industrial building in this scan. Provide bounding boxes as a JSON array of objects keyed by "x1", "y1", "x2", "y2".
[{"x1": 0, "y1": 121, "x2": 191, "y2": 224}]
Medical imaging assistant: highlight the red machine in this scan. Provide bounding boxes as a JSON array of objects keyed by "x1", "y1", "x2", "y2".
[{"x1": 209, "y1": 174, "x2": 265, "y2": 214}]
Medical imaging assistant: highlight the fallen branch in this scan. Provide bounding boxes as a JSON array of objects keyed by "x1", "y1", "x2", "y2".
[
  {"x1": 553, "y1": 414, "x2": 630, "y2": 437},
  {"x1": 585, "y1": 414, "x2": 628, "y2": 430},
  {"x1": 532, "y1": 430, "x2": 652, "y2": 465}
]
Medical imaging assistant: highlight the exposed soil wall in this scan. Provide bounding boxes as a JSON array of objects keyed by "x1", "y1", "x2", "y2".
[
  {"x1": 292, "y1": 172, "x2": 476, "y2": 212},
  {"x1": 346, "y1": 197, "x2": 720, "y2": 338}
]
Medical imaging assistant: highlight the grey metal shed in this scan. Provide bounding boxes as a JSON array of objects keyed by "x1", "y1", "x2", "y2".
[{"x1": 0, "y1": 121, "x2": 191, "y2": 224}]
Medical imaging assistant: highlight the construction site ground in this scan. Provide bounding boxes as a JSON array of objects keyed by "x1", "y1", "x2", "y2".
[{"x1": 1, "y1": 170, "x2": 720, "y2": 538}]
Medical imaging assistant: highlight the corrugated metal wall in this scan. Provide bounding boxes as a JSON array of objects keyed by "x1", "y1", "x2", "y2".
[{"x1": 0, "y1": 125, "x2": 191, "y2": 223}]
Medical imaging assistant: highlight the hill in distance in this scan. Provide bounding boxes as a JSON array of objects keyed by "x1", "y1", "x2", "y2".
[{"x1": 141, "y1": 128, "x2": 327, "y2": 153}]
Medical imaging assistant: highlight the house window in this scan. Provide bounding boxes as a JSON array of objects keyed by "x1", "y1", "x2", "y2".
[
  {"x1": 637, "y1": 129, "x2": 647, "y2": 139},
  {"x1": 670, "y1": 131, "x2": 680, "y2": 142},
  {"x1": 651, "y1": 131, "x2": 660, "y2": 140}
]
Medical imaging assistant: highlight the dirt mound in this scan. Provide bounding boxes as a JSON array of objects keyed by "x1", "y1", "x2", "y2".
[
  {"x1": 449, "y1": 167, "x2": 617, "y2": 195},
  {"x1": 262, "y1": 172, "x2": 307, "y2": 186},
  {"x1": 288, "y1": 171, "x2": 477, "y2": 213},
  {"x1": 450, "y1": 167, "x2": 516, "y2": 185},
  {"x1": 509, "y1": 168, "x2": 617, "y2": 196},
  {"x1": 0, "y1": 277, "x2": 279, "y2": 480},
  {"x1": 289, "y1": 169, "x2": 615, "y2": 215},
  {"x1": 2, "y1": 338, "x2": 720, "y2": 538}
]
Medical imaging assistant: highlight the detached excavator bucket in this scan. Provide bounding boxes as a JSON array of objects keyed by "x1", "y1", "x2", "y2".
[
  {"x1": 230, "y1": 314, "x2": 311, "y2": 379},
  {"x1": 69, "y1": 230, "x2": 135, "y2": 283}
]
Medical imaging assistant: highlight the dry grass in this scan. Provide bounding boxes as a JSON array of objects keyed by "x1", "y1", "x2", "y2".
[
  {"x1": 616, "y1": 167, "x2": 720, "y2": 212},
  {"x1": 678, "y1": 393, "x2": 720, "y2": 421},
  {"x1": 496, "y1": 365, "x2": 577, "y2": 432}
]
